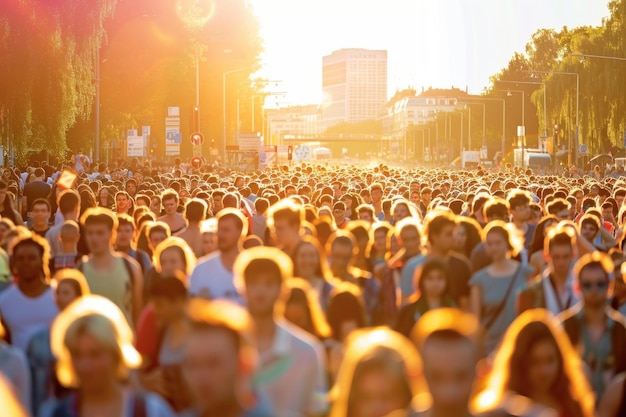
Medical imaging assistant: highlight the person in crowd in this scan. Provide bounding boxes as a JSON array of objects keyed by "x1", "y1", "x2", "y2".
[
  {"x1": 469, "y1": 221, "x2": 533, "y2": 355},
  {"x1": 292, "y1": 235, "x2": 336, "y2": 310},
  {"x1": 356, "y1": 203, "x2": 376, "y2": 224},
  {"x1": 402, "y1": 209, "x2": 471, "y2": 308},
  {"x1": 366, "y1": 223, "x2": 393, "y2": 271},
  {"x1": 395, "y1": 257, "x2": 457, "y2": 337},
  {"x1": 189, "y1": 208, "x2": 246, "y2": 303},
  {"x1": 527, "y1": 215, "x2": 560, "y2": 275},
  {"x1": 27, "y1": 268, "x2": 90, "y2": 415},
  {"x1": 97, "y1": 186, "x2": 114, "y2": 209},
  {"x1": 181, "y1": 298, "x2": 274, "y2": 417},
  {"x1": 0, "y1": 313, "x2": 31, "y2": 414},
  {"x1": 410, "y1": 308, "x2": 480, "y2": 417},
  {"x1": 470, "y1": 197, "x2": 511, "y2": 272},
  {"x1": 325, "y1": 283, "x2": 368, "y2": 380},
  {"x1": 518, "y1": 225, "x2": 580, "y2": 315},
  {"x1": 453, "y1": 217, "x2": 482, "y2": 259},
  {"x1": 29, "y1": 198, "x2": 51, "y2": 237},
  {"x1": 369, "y1": 183, "x2": 385, "y2": 221},
  {"x1": 45, "y1": 295, "x2": 176, "y2": 417},
  {"x1": 46, "y1": 189, "x2": 81, "y2": 257},
  {"x1": 233, "y1": 246, "x2": 328, "y2": 417},
  {"x1": 22, "y1": 168, "x2": 51, "y2": 222},
  {"x1": 114, "y1": 190, "x2": 134, "y2": 216},
  {"x1": 328, "y1": 327, "x2": 424, "y2": 417},
  {"x1": 79, "y1": 207, "x2": 143, "y2": 326},
  {"x1": 0, "y1": 235, "x2": 58, "y2": 352},
  {"x1": 176, "y1": 198, "x2": 207, "y2": 258},
  {"x1": 199, "y1": 217, "x2": 218, "y2": 256},
  {"x1": 268, "y1": 199, "x2": 304, "y2": 259},
  {"x1": 0, "y1": 180, "x2": 23, "y2": 225},
  {"x1": 559, "y1": 251, "x2": 626, "y2": 398},
  {"x1": 115, "y1": 214, "x2": 153, "y2": 277},
  {"x1": 506, "y1": 189, "x2": 536, "y2": 251},
  {"x1": 158, "y1": 189, "x2": 187, "y2": 234},
  {"x1": 146, "y1": 221, "x2": 172, "y2": 259},
  {"x1": 475, "y1": 309, "x2": 595, "y2": 417},
  {"x1": 327, "y1": 231, "x2": 381, "y2": 323},
  {"x1": 284, "y1": 278, "x2": 331, "y2": 341}
]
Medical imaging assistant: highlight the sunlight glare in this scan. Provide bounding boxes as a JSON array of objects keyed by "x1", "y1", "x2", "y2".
[{"x1": 175, "y1": 0, "x2": 216, "y2": 32}]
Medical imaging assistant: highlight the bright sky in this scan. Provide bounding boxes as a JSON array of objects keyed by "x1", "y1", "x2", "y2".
[{"x1": 249, "y1": 0, "x2": 610, "y2": 106}]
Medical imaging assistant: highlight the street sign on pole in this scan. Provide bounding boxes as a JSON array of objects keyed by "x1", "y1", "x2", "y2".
[{"x1": 165, "y1": 106, "x2": 181, "y2": 156}]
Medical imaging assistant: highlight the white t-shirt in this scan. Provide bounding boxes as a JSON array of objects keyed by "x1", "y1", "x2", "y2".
[
  {"x1": 0, "y1": 286, "x2": 58, "y2": 352},
  {"x1": 189, "y1": 252, "x2": 242, "y2": 303}
]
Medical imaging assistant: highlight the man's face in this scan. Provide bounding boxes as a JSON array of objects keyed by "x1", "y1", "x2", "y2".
[
  {"x1": 163, "y1": 198, "x2": 178, "y2": 215},
  {"x1": 349, "y1": 368, "x2": 411, "y2": 417},
  {"x1": 548, "y1": 244, "x2": 573, "y2": 277},
  {"x1": 217, "y1": 217, "x2": 241, "y2": 252},
  {"x1": 116, "y1": 194, "x2": 129, "y2": 211},
  {"x1": 400, "y1": 227, "x2": 421, "y2": 257},
  {"x1": 150, "y1": 197, "x2": 161, "y2": 214},
  {"x1": 511, "y1": 202, "x2": 531, "y2": 222},
  {"x1": 183, "y1": 329, "x2": 240, "y2": 412},
  {"x1": 371, "y1": 188, "x2": 383, "y2": 203},
  {"x1": 431, "y1": 224, "x2": 455, "y2": 254},
  {"x1": 85, "y1": 223, "x2": 113, "y2": 254},
  {"x1": 115, "y1": 224, "x2": 134, "y2": 249},
  {"x1": 422, "y1": 338, "x2": 476, "y2": 412},
  {"x1": 579, "y1": 266, "x2": 611, "y2": 309},
  {"x1": 580, "y1": 223, "x2": 598, "y2": 242},
  {"x1": 126, "y1": 182, "x2": 137, "y2": 196},
  {"x1": 330, "y1": 243, "x2": 354, "y2": 273},
  {"x1": 213, "y1": 196, "x2": 223, "y2": 212},
  {"x1": 271, "y1": 218, "x2": 297, "y2": 246},
  {"x1": 422, "y1": 192, "x2": 432, "y2": 205},
  {"x1": 245, "y1": 273, "x2": 281, "y2": 317},
  {"x1": 31, "y1": 203, "x2": 50, "y2": 226},
  {"x1": 12, "y1": 244, "x2": 43, "y2": 281},
  {"x1": 358, "y1": 210, "x2": 373, "y2": 223}
]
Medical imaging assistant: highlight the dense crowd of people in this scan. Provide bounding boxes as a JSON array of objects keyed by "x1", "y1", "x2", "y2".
[{"x1": 1, "y1": 158, "x2": 626, "y2": 417}]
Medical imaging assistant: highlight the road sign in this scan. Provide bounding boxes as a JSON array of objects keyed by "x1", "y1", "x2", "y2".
[
  {"x1": 191, "y1": 157, "x2": 203, "y2": 169},
  {"x1": 127, "y1": 136, "x2": 144, "y2": 157},
  {"x1": 190, "y1": 132, "x2": 204, "y2": 146},
  {"x1": 165, "y1": 106, "x2": 181, "y2": 156},
  {"x1": 580, "y1": 144, "x2": 588, "y2": 156}
]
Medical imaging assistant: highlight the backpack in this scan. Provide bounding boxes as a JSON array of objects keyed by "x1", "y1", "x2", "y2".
[{"x1": 51, "y1": 392, "x2": 147, "y2": 417}]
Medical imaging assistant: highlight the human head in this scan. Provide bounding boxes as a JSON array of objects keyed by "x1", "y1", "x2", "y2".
[
  {"x1": 54, "y1": 268, "x2": 90, "y2": 311},
  {"x1": 216, "y1": 208, "x2": 248, "y2": 253},
  {"x1": 579, "y1": 213, "x2": 600, "y2": 243},
  {"x1": 31, "y1": 198, "x2": 51, "y2": 225},
  {"x1": 574, "y1": 251, "x2": 614, "y2": 309},
  {"x1": 50, "y1": 295, "x2": 141, "y2": 389},
  {"x1": 284, "y1": 278, "x2": 331, "y2": 340},
  {"x1": 482, "y1": 220, "x2": 522, "y2": 260},
  {"x1": 329, "y1": 327, "x2": 423, "y2": 417},
  {"x1": 81, "y1": 207, "x2": 118, "y2": 255},
  {"x1": 234, "y1": 246, "x2": 292, "y2": 318},
  {"x1": 183, "y1": 299, "x2": 255, "y2": 415},
  {"x1": 412, "y1": 309, "x2": 480, "y2": 416},
  {"x1": 10, "y1": 234, "x2": 51, "y2": 282},
  {"x1": 268, "y1": 199, "x2": 303, "y2": 247},
  {"x1": 423, "y1": 209, "x2": 456, "y2": 254},
  {"x1": 184, "y1": 198, "x2": 208, "y2": 224},
  {"x1": 544, "y1": 226, "x2": 576, "y2": 278},
  {"x1": 153, "y1": 236, "x2": 196, "y2": 278},
  {"x1": 58, "y1": 189, "x2": 81, "y2": 217}
]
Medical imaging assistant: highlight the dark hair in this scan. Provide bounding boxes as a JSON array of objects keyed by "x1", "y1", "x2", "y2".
[
  {"x1": 456, "y1": 217, "x2": 482, "y2": 258},
  {"x1": 185, "y1": 199, "x2": 207, "y2": 223},
  {"x1": 507, "y1": 321, "x2": 584, "y2": 417},
  {"x1": 149, "y1": 275, "x2": 188, "y2": 299},
  {"x1": 326, "y1": 289, "x2": 366, "y2": 342},
  {"x1": 243, "y1": 258, "x2": 282, "y2": 285},
  {"x1": 58, "y1": 190, "x2": 80, "y2": 216},
  {"x1": 415, "y1": 257, "x2": 451, "y2": 295},
  {"x1": 528, "y1": 215, "x2": 560, "y2": 255},
  {"x1": 32, "y1": 198, "x2": 51, "y2": 212}
]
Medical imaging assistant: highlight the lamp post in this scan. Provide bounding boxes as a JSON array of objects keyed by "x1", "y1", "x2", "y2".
[
  {"x1": 458, "y1": 102, "x2": 485, "y2": 156},
  {"x1": 464, "y1": 96, "x2": 506, "y2": 160},
  {"x1": 527, "y1": 70, "x2": 579, "y2": 167},
  {"x1": 222, "y1": 65, "x2": 255, "y2": 162},
  {"x1": 572, "y1": 53, "x2": 626, "y2": 62}
]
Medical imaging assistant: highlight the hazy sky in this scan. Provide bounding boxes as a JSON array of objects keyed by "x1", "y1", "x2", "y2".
[{"x1": 249, "y1": 0, "x2": 610, "y2": 106}]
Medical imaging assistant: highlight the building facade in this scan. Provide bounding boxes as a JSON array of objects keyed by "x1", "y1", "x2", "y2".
[
  {"x1": 321, "y1": 48, "x2": 388, "y2": 129},
  {"x1": 265, "y1": 105, "x2": 322, "y2": 146}
]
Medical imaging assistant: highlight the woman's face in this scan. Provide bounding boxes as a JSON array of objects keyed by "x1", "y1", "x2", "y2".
[
  {"x1": 159, "y1": 247, "x2": 186, "y2": 277},
  {"x1": 410, "y1": 192, "x2": 420, "y2": 205},
  {"x1": 526, "y1": 339, "x2": 561, "y2": 395},
  {"x1": 295, "y1": 243, "x2": 320, "y2": 279},
  {"x1": 454, "y1": 225, "x2": 467, "y2": 252},
  {"x1": 393, "y1": 204, "x2": 410, "y2": 221},
  {"x1": 374, "y1": 229, "x2": 388, "y2": 252},
  {"x1": 202, "y1": 232, "x2": 217, "y2": 256},
  {"x1": 56, "y1": 281, "x2": 80, "y2": 311},
  {"x1": 150, "y1": 197, "x2": 161, "y2": 214},
  {"x1": 99, "y1": 189, "x2": 109, "y2": 203},
  {"x1": 422, "y1": 268, "x2": 447, "y2": 299},
  {"x1": 485, "y1": 230, "x2": 509, "y2": 261},
  {"x1": 70, "y1": 331, "x2": 119, "y2": 391},
  {"x1": 349, "y1": 368, "x2": 410, "y2": 417}
]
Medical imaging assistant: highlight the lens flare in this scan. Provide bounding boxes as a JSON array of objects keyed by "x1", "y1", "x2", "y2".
[{"x1": 175, "y1": 0, "x2": 216, "y2": 32}]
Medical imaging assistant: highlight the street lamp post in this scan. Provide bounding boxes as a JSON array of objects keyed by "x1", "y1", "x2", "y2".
[
  {"x1": 464, "y1": 96, "x2": 506, "y2": 160},
  {"x1": 222, "y1": 65, "x2": 255, "y2": 162},
  {"x1": 459, "y1": 102, "x2": 486, "y2": 160}
]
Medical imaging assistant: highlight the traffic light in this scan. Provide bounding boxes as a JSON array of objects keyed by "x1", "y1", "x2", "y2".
[
  {"x1": 288, "y1": 146, "x2": 293, "y2": 161},
  {"x1": 554, "y1": 124, "x2": 559, "y2": 146}
]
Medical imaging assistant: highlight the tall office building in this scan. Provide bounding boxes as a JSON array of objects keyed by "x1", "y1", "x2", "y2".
[{"x1": 321, "y1": 48, "x2": 388, "y2": 129}]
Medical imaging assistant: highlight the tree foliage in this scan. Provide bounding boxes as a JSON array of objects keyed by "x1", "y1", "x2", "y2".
[{"x1": 490, "y1": 0, "x2": 626, "y2": 160}]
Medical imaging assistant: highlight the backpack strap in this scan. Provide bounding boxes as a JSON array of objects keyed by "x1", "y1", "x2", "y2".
[{"x1": 132, "y1": 392, "x2": 147, "y2": 417}]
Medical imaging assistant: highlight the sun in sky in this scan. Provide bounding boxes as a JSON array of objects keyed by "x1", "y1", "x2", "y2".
[{"x1": 249, "y1": 0, "x2": 609, "y2": 107}]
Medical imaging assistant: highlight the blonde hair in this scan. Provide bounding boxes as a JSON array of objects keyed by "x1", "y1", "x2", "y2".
[
  {"x1": 51, "y1": 295, "x2": 141, "y2": 387},
  {"x1": 329, "y1": 327, "x2": 426, "y2": 417},
  {"x1": 482, "y1": 220, "x2": 523, "y2": 257},
  {"x1": 53, "y1": 269, "x2": 91, "y2": 297},
  {"x1": 233, "y1": 246, "x2": 293, "y2": 294},
  {"x1": 153, "y1": 236, "x2": 197, "y2": 277},
  {"x1": 0, "y1": 374, "x2": 28, "y2": 417},
  {"x1": 473, "y1": 309, "x2": 595, "y2": 417}
]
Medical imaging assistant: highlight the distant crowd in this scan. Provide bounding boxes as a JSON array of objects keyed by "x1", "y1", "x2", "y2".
[{"x1": 1, "y1": 158, "x2": 626, "y2": 417}]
